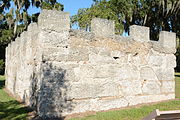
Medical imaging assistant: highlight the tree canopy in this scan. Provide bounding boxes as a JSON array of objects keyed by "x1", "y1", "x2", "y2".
[{"x1": 72, "y1": 0, "x2": 180, "y2": 40}]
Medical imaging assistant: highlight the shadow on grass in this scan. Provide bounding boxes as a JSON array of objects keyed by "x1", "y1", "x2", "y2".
[
  {"x1": 175, "y1": 75, "x2": 180, "y2": 77},
  {"x1": 0, "y1": 78, "x2": 32, "y2": 120},
  {"x1": 0, "y1": 100, "x2": 32, "y2": 120},
  {"x1": 0, "y1": 80, "x2": 5, "y2": 89}
]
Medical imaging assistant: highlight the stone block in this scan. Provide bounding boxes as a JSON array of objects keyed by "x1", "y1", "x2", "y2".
[
  {"x1": 126, "y1": 94, "x2": 175, "y2": 106},
  {"x1": 155, "y1": 68, "x2": 174, "y2": 81},
  {"x1": 159, "y1": 31, "x2": 176, "y2": 51},
  {"x1": 142, "y1": 80, "x2": 161, "y2": 95},
  {"x1": 67, "y1": 47, "x2": 89, "y2": 61},
  {"x1": 74, "y1": 65, "x2": 95, "y2": 79},
  {"x1": 119, "y1": 80, "x2": 142, "y2": 96},
  {"x1": 110, "y1": 50, "x2": 128, "y2": 63},
  {"x1": 152, "y1": 31, "x2": 176, "y2": 54},
  {"x1": 116, "y1": 65, "x2": 139, "y2": 80},
  {"x1": 93, "y1": 65, "x2": 118, "y2": 78},
  {"x1": 94, "y1": 97, "x2": 128, "y2": 111},
  {"x1": 39, "y1": 31, "x2": 69, "y2": 47},
  {"x1": 38, "y1": 10, "x2": 70, "y2": 32},
  {"x1": 91, "y1": 18, "x2": 115, "y2": 37},
  {"x1": 140, "y1": 67, "x2": 158, "y2": 81},
  {"x1": 68, "y1": 83, "x2": 94, "y2": 99},
  {"x1": 166, "y1": 54, "x2": 176, "y2": 68},
  {"x1": 161, "y1": 80, "x2": 175, "y2": 93},
  {"x1": 130, "y1": 25, "x2": 150, "y2": 42},
  {"x1": 42, "y1": 47, "x2": 69, "y2": 61},
  {"x1": 68, "y1": 81, "x2": 120, "y2": 99},
  {"x1": 89, "y1": 53, "x2": 115, "y2": 65},
  {"x1": 148, "y1": 54, "x2": 165, "y2": 66}
]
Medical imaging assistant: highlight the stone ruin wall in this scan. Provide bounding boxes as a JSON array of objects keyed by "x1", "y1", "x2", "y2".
[{"x1": 5, "y1": 10, "x2": 177, "y2": 118}]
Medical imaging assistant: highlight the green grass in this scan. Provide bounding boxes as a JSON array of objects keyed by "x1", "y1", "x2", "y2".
[
  {"x1": 70, "y1": 73, "x2": 180, "y2": 120},
  {"x1": 0, "y1": 75, "x2": 30, "y2": 120},
  {"x1": 175, "y1": 73, "x2": 180, "y2": 98},
  {"x1": 70, "y1": 100, "x2": 180, "y2": 120}
]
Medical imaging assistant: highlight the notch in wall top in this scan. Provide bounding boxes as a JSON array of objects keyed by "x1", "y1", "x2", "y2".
[
  {"x1": 129, "y1": 25, "x2": 150, "y2": 42},
  {"x1": 38, "y1": 10, "x2": 70, "y2": 32},
  {"x1": 91, "y1": 18, "x2": 115, "y2": 37}
]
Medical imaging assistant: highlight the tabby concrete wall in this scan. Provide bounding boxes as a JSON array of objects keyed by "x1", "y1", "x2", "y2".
[{"x1": 5, "y1": 10, "x2": 176, "y2": 118}]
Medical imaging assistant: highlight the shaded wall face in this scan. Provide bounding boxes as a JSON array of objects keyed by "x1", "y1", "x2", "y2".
[{"x1": 5, "y1": 10, "x2": 177, "y2": 118}]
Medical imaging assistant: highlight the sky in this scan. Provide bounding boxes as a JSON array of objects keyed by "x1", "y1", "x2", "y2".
[
  {"x1": 60, "y1": 0, "x2": 93, "y2": 16},
  {"x1": 28, "y1": 0, "x2": 93, "y2": 16}
]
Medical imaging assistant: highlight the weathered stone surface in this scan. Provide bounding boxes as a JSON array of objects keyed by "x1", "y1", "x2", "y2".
[
  {"x1": 161, "y1": 80, "x2": 175, "y2": 93},
  {"x1": 166, "y1": 54, "x2": 176, "y2": 68},
  {"x1": 116, "y1": 65, "x2": 139, "y2": 80},
  {"x1": 5, "y1": 10, "x2": 176, "y2": 118},
  {"x1": 148, "y1": 54, "x2": 165, "y2": 66},
  {"x1": 89, "y1": 53, "x2": 115, "y2": 65},
  {"x1": 39, "y1": 31, "x2": 69, "y2": 47},
  {"x1": 130, "y1": 25, "x2": 150, "y2": 42},
  {"x1": 42, "y1": 47, "x2": 69, "y2": 61},
  {"x1": 159, "y1": 31, "x2": 176, "y2": 51},
  {"x1": 140, "y1": 67, "x2": 158, "y2": 81},
  {"x1": 152, "y1": 31, "x2": 176, "y2": 54},
  {"x1": 142, "y1": 80, "x2": 161, "y2": 95},
  {"x1": 38, "y1": 10, "x2": 70, "y2": 32},
  {"x1": 68, "y1": 81, "x2": 120, "y2": 99},
  {"x1": 67, "y1": 47, "x2": 89, "y2": 61},
  {"x1": 126, "y1": 94, "x2": 175, "y2": 106},
  {"x1": 27, "y1": 23, "x2": 38, "y2": 32},
  {"x1": 119, "y1": 80, "x2": 142, "y2": 96},
  {"x1": 94, "y1": 97, "x2": 129, "y2": 111},
  {"x1": 91, "y1": 18, "x2": 115, "y2": 37},
  {"x1": 155, "y1": 68, "x2": 175, "y2": 81}
]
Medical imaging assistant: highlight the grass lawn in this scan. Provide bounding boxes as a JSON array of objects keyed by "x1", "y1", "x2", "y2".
[
  {"x1": 175, "y1": 73, "x2": 180, "y2": 98},
  {"x1": 0, "y1": 75, "x2": 30, "y2": 120},
  {"x1": 0, "y1": 73, "x2": 180, "y2": 120}
]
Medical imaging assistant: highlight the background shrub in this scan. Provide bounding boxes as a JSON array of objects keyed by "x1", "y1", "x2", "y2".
[{"x1": 0, "y1": 59, "x2": 4, "y2": 75}]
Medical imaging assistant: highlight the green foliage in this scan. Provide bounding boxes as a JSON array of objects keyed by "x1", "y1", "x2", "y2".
[
  {"x1": 54, "y1": 3, "x2": 64, "y2": 11},
  {"x1": 175, "y1": 37, "x2": 180, "y2": 71},
  {"x1": 0, "y1": 29, "x2": 13, "y2": 45},
  {"x1": 71, "y1": 0, "x2": 124, "y2": 34},
  {"x1": 0, "y1": 60, "x2": 4, "y2": 74},
  {"x1": 175, "y1": 73, "x2": 180, "y2": 98},
  {"x1": 72, "y1": 0, "x2": 180, "y2": 38},
  {"x1": 41, "y1": 2, "x2": 64, "y2": 11},
  {"x1": 71, "y1": 100, "x2": 180, "y2": 120},
  {"x1": 41, "y1": 2, "x2": 54, "y2": 10}
]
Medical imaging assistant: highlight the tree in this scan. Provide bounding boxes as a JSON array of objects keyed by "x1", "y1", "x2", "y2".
[
  {"x1": 71, "y1": 0, "x2": 124, "y2": 34},
  {"x1": 72, "y1": 0, "x2": 180, "y2": 38}
]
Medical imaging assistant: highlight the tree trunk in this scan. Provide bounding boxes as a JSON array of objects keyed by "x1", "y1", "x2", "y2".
[{"x1": 14, "y1": 21, "x2": 17, "y2": 36}]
